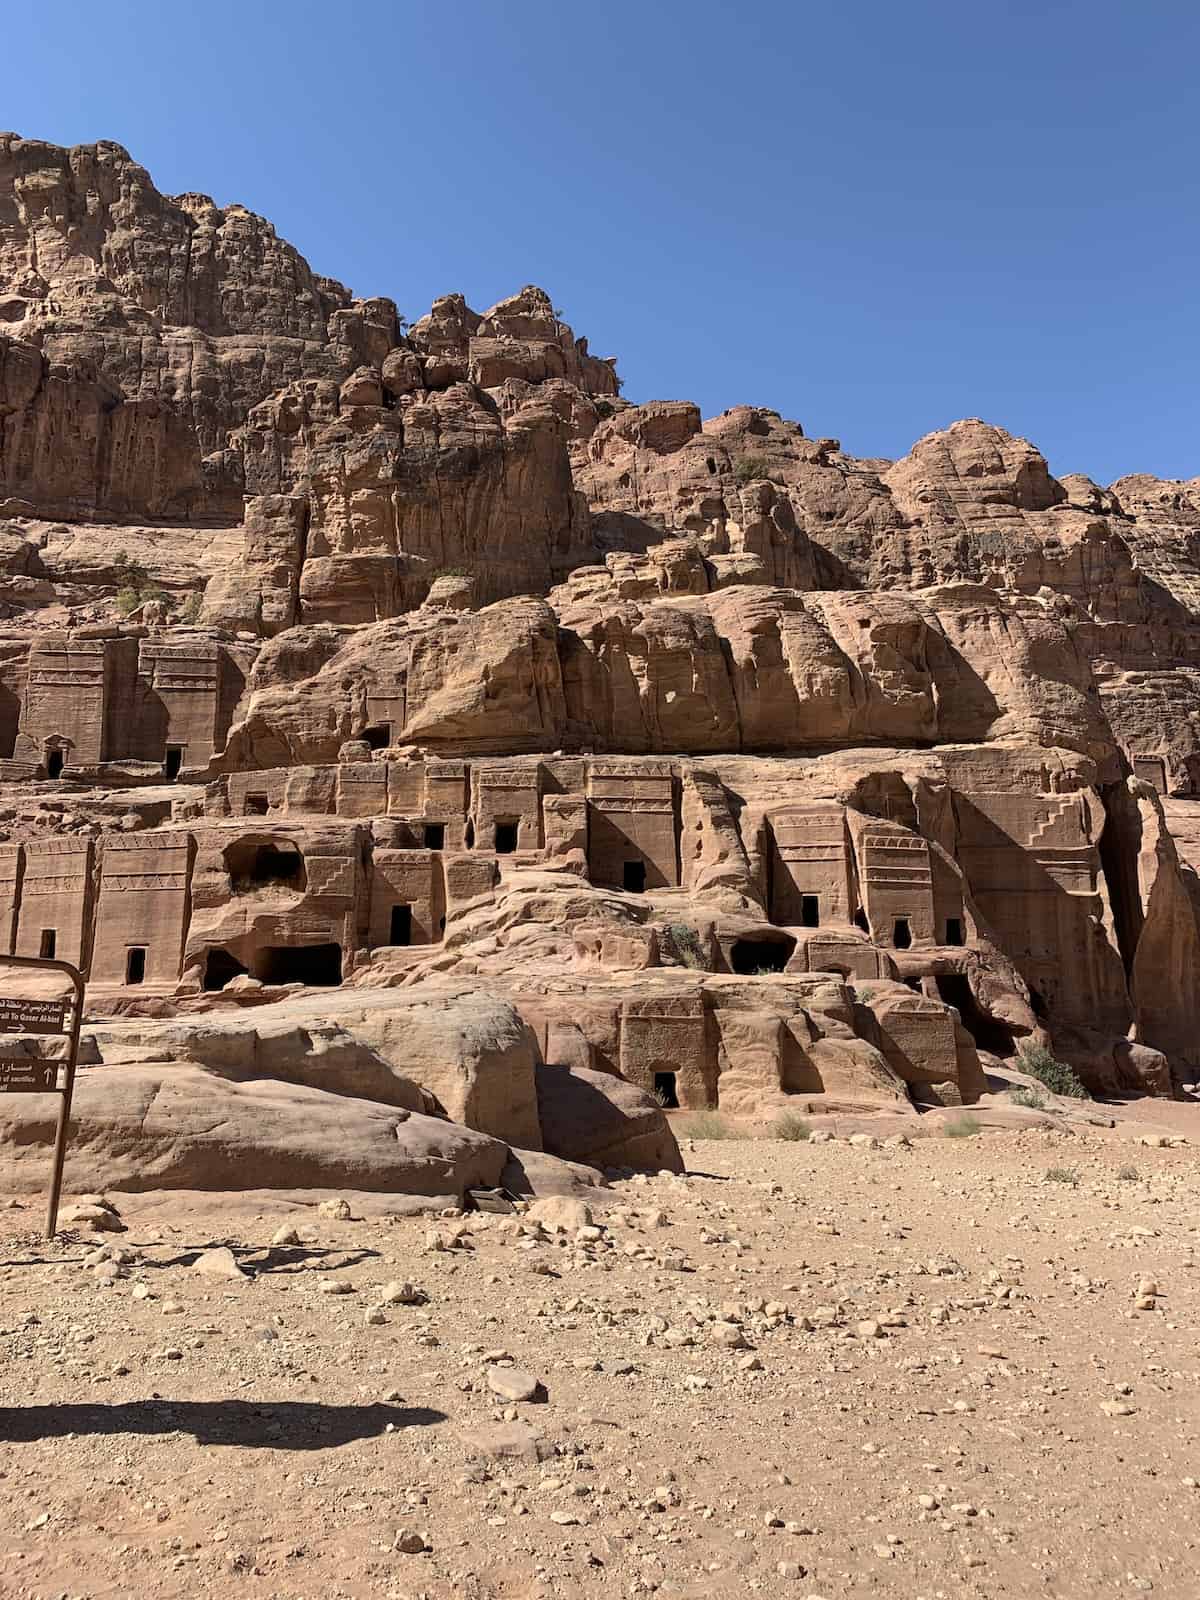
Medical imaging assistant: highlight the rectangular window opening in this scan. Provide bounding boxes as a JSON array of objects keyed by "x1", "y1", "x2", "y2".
[
  {"x1": 494, "y1": 821, "x2": 519, "y2": 854},
  {"x1": 800, "y1": 894, "x2": 820, "y2": 928},
  {"x1": 244, "y1": 794, "x2": 269, "y2": 816},
  {"x1": 39, "y1": 929, "x2": 56, "y2": 959},
  {"x1": 945, "y1": 916, "x2": 964, "y2": 946},
  {"x1": 126, "y1": 947, "x2": 147, "y2": 985},
  {"x1": 423, "y1": 822, "x2": 446, "y2": 850}
]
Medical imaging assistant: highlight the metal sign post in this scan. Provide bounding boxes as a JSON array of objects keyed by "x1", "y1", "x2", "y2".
[{"x1": 0, "y1": 955, "x2": 85, "y2": 1238}]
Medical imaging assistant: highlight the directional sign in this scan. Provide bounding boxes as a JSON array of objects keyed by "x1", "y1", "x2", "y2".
[
  {"x1": 0, "y1": 957, "x2": 85, "y2": 1237},
  {"x1": 0, "y1": 996, "x2": 67, "y2": 1034},
  {"x1": 0, "y1": 1057, "x2": 60, "y2": 1092}
]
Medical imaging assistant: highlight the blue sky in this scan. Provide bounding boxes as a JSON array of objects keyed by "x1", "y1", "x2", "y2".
[{"x1": 5, "y1": 0, "x2": 1198, "y2": 483}]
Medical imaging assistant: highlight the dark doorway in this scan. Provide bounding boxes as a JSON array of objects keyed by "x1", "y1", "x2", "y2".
[
  {"x1": 257, "y1": 944, "x2": 343, "y2": 987},
  {"x1": 45, "y1": 749, "x2": 64, "y2": 780},
  {"x1": 125, "y1": 947, "x2": 147, "y2": 985},
  {"x1": 800, "y1": 894, "x2": 820, "y2": 928},
  {"x1": 203, "y1": 947, "x2": 248, "y2": 992},
  {"x1": 622, "y1": 860, "x2": 646, "y2": 893},
  {"x1": 494, "y1": 821, "x2": 519, "y2": 854},
  {"x1": 853, "y1": 908, "x2": 870, "y2": 934},
  {"x1": 893, "y1": 916, "x2": 913, "y2": 949},
  {"x1": 464, "y1": 819, "x2": 475, "y2": 849},
  {"x1": 244, "y1": 794, "x2": 269, "y2": 816},
  {"x1": 935, "y1": 973, "x2": 1014, "y2": 1056},
  {"x1": 390, "y1": 904, "x2": 412, "y2": 946},
  {"x1": 362, "y1": 725, "x2": 390, "y2": 750},
  {"x1": 424, "y1": 823, "x2": 445, "y2": 850},
  {"x1": 944, "y1": 916, "x2": 964, "y2": 946},
  {"x1": 654, "y1": 1071, "x2": 679, "y2": 1109},
  {"x1": 163, "y1": 746, "x2": 184, "y2": 781},
  {"x1": 39, "y1": 929, "x2": 56, "y2": 960},
  {"x1": 730, "y1": 935, "x2": 795, "y2": 974}
]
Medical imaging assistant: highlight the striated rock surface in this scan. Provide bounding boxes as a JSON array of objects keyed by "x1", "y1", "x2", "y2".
[{"x1": 0, "y1": 131, "x2": 1197, "y2": 1180}]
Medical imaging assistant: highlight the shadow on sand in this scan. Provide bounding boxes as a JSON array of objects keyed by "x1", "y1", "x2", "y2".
[{"x1": 0, "y1": 1399, "x2": 445, "y2": 1449}]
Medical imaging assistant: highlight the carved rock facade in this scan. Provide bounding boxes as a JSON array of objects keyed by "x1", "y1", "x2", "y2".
[{"x1": 0, "y1": 135, "x2": 1198, "y2": 1166}]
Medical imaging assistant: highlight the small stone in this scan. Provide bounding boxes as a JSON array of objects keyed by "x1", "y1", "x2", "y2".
[
  {"x1": 487, "y1": 1366, "x2": 545, "y2": 1403},
  {"x1": 319, "y1": 1277, "x2": 355, "y2": 1295},
  {"x1": 377, "y1": 1280, "x2": 425, "y2": 1305},
  {"x1": 857, "y1": 1319, "x2": 883, "y2": 1340},
  {"x1": 318, "y1": 1198, "x2": 352, "y2": 1220},
  {"x1": 192, "y1": 1247, "x2": 247, "y2": 1280},
  {"x1": 391, "y1": 1527, "x2": 428, "y2": 1554},
  {"x1": 271, "y1": 1225, "x2": 301, "y2": 1247}
]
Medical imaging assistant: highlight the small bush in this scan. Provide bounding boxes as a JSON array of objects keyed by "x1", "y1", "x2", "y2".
[
  {"x1": 772, "y1": 1111, "x2": 811, "y2": 1142},
  {"x1": 1009, "y1": 1086, "x2": 1047, "y2": 1111},
  {"x1": 944, "y1": 1114, "x2": 982, "y2": 1139},
  {"x1": 1016, "y1": 1042, "x2": 1089, "y2": 1100},
  {"x1": 1117, "y1": 1164, "x2": 1139, "y2": 1182},
  {"x1": 1045, "y1": 1166, "x2": 1079, "y2": 1186},
  {"x1": 115, "y1": 587, "x2": 142, "y2": 616},
  {"x1": 680, "y1": 1111, "x2": 741, "y2": 1140},
  {"x1": 733, "y1": 455, "x2": 772, "y2": 485},
  {"x1": 667, "y1": 923, "x2": 707, "y2": 971},
  {"x1": 178, "y1": 592, "x2": 202, "y2": 623}
]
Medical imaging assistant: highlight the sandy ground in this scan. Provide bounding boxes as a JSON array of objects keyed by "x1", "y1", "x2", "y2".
[{"x1": 1, "y1": 1116, "x2": 1198, "y2": 1600}]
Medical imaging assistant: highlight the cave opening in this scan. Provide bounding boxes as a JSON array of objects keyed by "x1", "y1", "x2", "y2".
[
  {"x1": 256, "y1": 943, "x2": 343, "y2": 987},
  {"x1": 226, "y1": 840, "x2": 305, "y2": 892},
  {"x1": 654, "y1": 1070, "x2": 679, "y2": 1108},
  {"x1": 622, "y1": 860, "x2": 646, "y2": 893},
  {"x1": 494, "y1": 821, "x2": 519, "y2": 854},
  {"x1": 730, "y1": 934, "x2": 796, "y2": 974},
  {"x1": 362, "y1": 724, "x2": 390, "y2": 750},
  {"x1": 935, "y1": 972, "x2": 1015, "y2": 1056},
  {"x1": 203, "y1": 947, "x2": 248, "y2": 992}
]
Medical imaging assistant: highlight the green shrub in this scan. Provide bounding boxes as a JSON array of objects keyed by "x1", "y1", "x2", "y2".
[
  {"x1": 772, "y1": 1111, "x2": 811, "y2": 1142},
  {"x1": 733, "y1": 455, "x2": 772, "y2": 484},
  {"x1": 178, "y1": 592, "x2": 202, "y2": 623},
  {"x1": 667, "y1": 923, "x2": 707, "y2": 971},
  {"x1": 1045, "y1": 1166, "x2": 1079, "y2": 1186},
  {"x1": 680, "y1": 1111, "x2": 741, "y2": 1140},
  {"x1": 1009, "y1": 1086, "x2": 1046, "y2": 1111},
  {"x1": 944, "y1": 1114, "x2": 982, "y2": 1139},
  {"x1": 1016, "y1": 1042, "x2": 1089, "y2": 1100},
  {"x1": 115, "y1": 587, "x2": 142, "y2": 616}
]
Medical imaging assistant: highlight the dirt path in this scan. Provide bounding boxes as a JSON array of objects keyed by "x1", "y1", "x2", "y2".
[{"x1": 1, "y1": 1119, "x2": 1197, "y2": 1599}]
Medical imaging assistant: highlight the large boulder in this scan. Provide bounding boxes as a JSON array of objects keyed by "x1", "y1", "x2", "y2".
[
  {"x1": 0, "y1": 1065, "x2": 509, "y2": 1196},
  {"x1": 534, "y1": 1063, "x2": 683, "y2": 1173}
]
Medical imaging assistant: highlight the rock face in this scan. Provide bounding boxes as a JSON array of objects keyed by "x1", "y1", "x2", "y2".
[{"x1": 0, "y1": 130, "x2": 1197, "y2": 1171}]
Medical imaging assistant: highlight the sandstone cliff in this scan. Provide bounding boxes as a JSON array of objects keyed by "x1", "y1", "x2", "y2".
[{"x1": 0, "y1": 132, "x2": 1197, "y2": 1139}]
